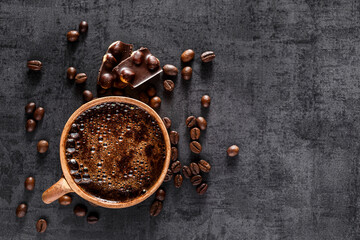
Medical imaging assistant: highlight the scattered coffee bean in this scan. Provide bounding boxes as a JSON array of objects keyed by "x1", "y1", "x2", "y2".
[
  {"x1": 147, "y1": 85, "x2": 157, "y2": 97},
  {"x1": 196, "y1": 117, "x2": 207, "y2": 130},
  {"x1": 138, "y1": 92, "x2": 149, "y2": 104},
  {"x1": 171, "y1": 147, "x2": 178, "y2": 161},
  {"x1": 227, "y1": 145, "x2": 239, "y2": 157},
  {"x1": 181, "y1": 49, "x2": 195, "y2": 62},
  {"x1": 190, "y1": 127, "x2": 201, "y2": 140},
  {"x1": 163, "y1": 64, "x2": 178, "y2": 76},
  {"x1": 87, "y1": 213, "x2": 99, "y2": 224},
  {"x1": 37, "y1": 140, "x2": 49, "y2": 153},
  {"x1": 26, "y1": 119, "x2": 36, "y2": 132},
  {"x1": 79, "y1": 21, "x2": 88, "y2": 33},
  {"x1": 27, "y1": 60, "x2": 42, "y2": 71},
  {"x1": 181, "y1": 66, "x2": 192, "y2": 80},
  {"x1": 67, "y1": 67, "x2": 77, "y2": 80},
  {"x1": 174, "y1": 174, "x2": 183, "y2": 188},
  {"x1": 75, "y1": 73, "x2": 87, "y2": 84},
  {"x1": 150, "y1": 200, "x2": 163, "y2": 216},
  {"x1": 155, "y1": 188, "x2": 166, "y2": 201},
  {"x1": 74, "y1": 204, "x2": 87, "y2": 217},
  {"x1": 190, "y1": 141, "x2": 202, "y2": 154},
  {"x1": 164, "y1": 169, "x2": 173, "y2": 182},
  {"x1": 198, "y1": 160, "x2": 211, "y2": 173},
  {"x1": 24, "y1": 176, "x2": 35, "y2": 191},
  {"x1": 67, "y1": 30, "x2": 80, "y2": 42},
  {"x1": 182, "y1": 166, "x2": 192, "y2": 179},
  {"x1": 149, "y1": 96, "x2": 161, "y2": 108},
  {"x1": 196, "y1": 183, "x2": 208, "y2": 195},
  {"x1": 33, "y1": 107, "x2": 45, "y2": 121},
  {"x1": 162, "y1": 117, "x2": 172, "y2": 129},
  {"x1": 83, "y1": 90, "x2": 93, "y2": 102},
  {"x1": 163, "y1": 80, "x2": 175, "y2": 92},
  {"x1": 186, "y1": 116, "x2": 196, "y2": 128},
  {"x1": 112, "y1": 88, "x2": 124, "y2": 96},
  {"x1": 169, "y1": 131, "x2": 179, "y2": 145},
  {"x1": 36, "y1": 219, "x2": 47, "y2": 233},
  {"x1": 25, "y1": 102, "x2": 36, "y2": 114},
  {"x1": 201, "y1": 51, "x2": 215, "y2": 63},
  {"x1": 171, "y1": 161, "x2": 182, "y2": 173},
  {"x1": 190, "y1": 162, "x2": 200, "y2": 175},
  {"x1": 201, "y1": 95, "x2": 211, "y2": 108},
  {"x1": 191, "y1": 175, "x2": 202, "y2": 186},
  {"x1": 16, "y1": 203, "x2": 27, "y2": 218},
  {"x1": 58, "y1": 195, "x2": 72, "y2": 205}
]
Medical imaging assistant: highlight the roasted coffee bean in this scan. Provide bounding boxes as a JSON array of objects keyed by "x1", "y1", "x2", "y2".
[
  {"x1": 164, "y1": 169, "x2": 173, "y2": 182},
  {"x1": 149, "y1": 96, "x2": 161, "y2": 108},
  {"x1": 182, "y1": 166, "x2": 192, "y2": 179},
  {"x1": 174, "y1": 174, "x2": 183, "y2": 188},
  {"x1": 163, "y1": 80, "x2": 175, "y2": 92},
  {"x1": 190, "y1": 127, "x2": 201, "y2": 140},
  {"x1": 190, "y1": 141, "x2": 202, "y2": 154},
  {"x1": 58, "y1": 195, "x2": 72, "y2": 205},
  {"x1": 36, "y1": 219, "x2": 47, "y2": 233},
  {"x1": 196, "y1": 117, "x2": 207, "y2": 130},
  {"x1": 155, "y1": 188, "x2": 166, "y2": 201},
  {"x1": 83, "y1": 90, "x2": 93, "y2": 102},
  {"x1": 150, "y1": 200, "x2": 163, "y2": 216},
  {"x1": 227, "y1": 145, "x2": 239, "y2": 157},
  {"x1": 196, "y1": 183, "x2": 208, "y2": 195},
  {"x1": 67, "y1": 67, "x2": 77, "y2": 80},
  {"x1": 163, "y1": 64, "x2": 178, "y2": 76},
  {"x1": 147, "y1": 85, "x2": 156, "y2": 97},
  {"x1": 201, "y1": 51, "x2": 216, "y2": 62},
  {"x1": 25, "y1": 102, "x2": 36, "y2": 115},
  {"x1": 171, "y1": 161, "x2": 182, "y2": 173},
  {"x1": 27, "y1": 60, "x2": 42, "y2": 71},
  {"x1": 146, "y1": 55, "x2": 160, "y2": 70},
  {"x1": 112, "y1": 88, "x2": 124, "y2": 96},
  {"x1": 25, "y1": 176, "x2": 35, "y2": 191},
  {"x1": 190, "y1": 162, "x2": 200, "y2": 175},
  {"x1": 75, "y1": 73, "x2": 87, "y2": 84},
  {"x1": 67, "y1": 30, "x2": 79, "y2": 42},
  {"x1": 16, "y1": 203, "x2": 27, "y2": 218},
  {"x1": 181, "y1": 49, "x2": 195, "y2": 62},
  {"x1": 191, "y1": 175, "x2": 202, "y2": 186},
  {"x1": 37, "y1": 140, "x2": 49, "y2": 153},
  {"x1": 87, "y1": 213, "x2": 99, "y2": 224},
  {"x1": 33, "y1": 107, "x2": 45, "y2": 121},
  {"x1": 186, "y1": 116, "x2": 196, "y2": 128},
  {"x1": 162, "y1": 117, "x2": 172, "y2": 129},
  {"x1": 26, "y1": 119, "x2": 36, "y2": 132},
  {"x1": 201, "y1": 95, "x2": 211, "y2": 108},
  {"x1": 138, "y1": 92, "x2": 149, "y2": 104},
  {"x1": 169, "y1": 131, "x2": 179, "y2": 145},
  {"x1": 74, "y1": 204, "x2": 87, "y2": 217},
  {"x1": 181, "y1": 66, "x2": 192, "y2": 80},
  {"x1": 79, "y1": 21, "x2": 88, "y2": 33},
  {"x1": 132, "y1": 50, "x2": 144, "y2": 65},
  {"x1": 198, "y1": 159, "x2": 211, "y2": 173},
  {"x1": 171, "y1": 147, "x2": 178, "y2": 161}
]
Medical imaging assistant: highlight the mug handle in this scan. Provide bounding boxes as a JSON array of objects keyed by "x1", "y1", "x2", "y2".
[{"x1": 42, "y1": 177, "x2": 73, "y2": 204}]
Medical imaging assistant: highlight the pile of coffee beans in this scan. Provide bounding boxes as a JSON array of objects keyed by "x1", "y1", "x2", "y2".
[
  {"x1": 150, "y1": 188, "x2": 166, "y2": 216},
  {"x1": 25, "y1": 102, "x2": 45, "y2": 132}
]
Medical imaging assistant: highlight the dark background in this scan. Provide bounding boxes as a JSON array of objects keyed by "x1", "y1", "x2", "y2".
[{"x1": 1, "y1": 0, "x2": 360, "y2": 239}]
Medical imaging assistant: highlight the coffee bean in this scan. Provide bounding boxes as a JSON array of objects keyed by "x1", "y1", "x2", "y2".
[
  {"x1": 190, "y1": 141, "x2": 202, "y2": 154},
  {"x1": 149, "y1": 96, "x2": 161, "y2": 108},
  {"x1": 181, "y1": 49, "x2": 195, "y2": 62},
  {"x1": 196, "y1": 117, "x2": 207, "y2": 130},
  {"x1": 164, "y1": 169, "x2": 173, "y2": 182},
  {"x1": 198, "y1": 160, "x2": 211, "y2": 173},
  {"x1": 138, "y1": 92, "x2": 149, "y2": 104},
  {"x1": 67, "y1": 30, "x2": 79, "y2": 42},
  {"x1": 33, "y1": 107, "x2": 45, "y2": 121},
  {"x1": 190, "y1": 162, "x2": 200, "y2": 175},
  {"x1": 87, "y1": 212, "x2": 99, "y2": 224},
  {"x1": 171, "y1": 161, "x2": 182, "y2": 173},
  {"x1": 25, "y1": 102, "x2": 36, "y2": 115},
  {"x1": 162, "y1": 117, "x2": 172, "y2": 129},
  {"x1": 169, "y1": 131, "x2": 179, "y2": 145},
  {"x1": 201, "y1": 95, "x2": 211, "y2": 108},
  {"x1": 112, "y1": 88, "x2": 124, "y2": 96},
  {"x1": 150, "y1": 200, "x2": 163, "y2": 216},
  {"x1": 37, "y1": 140, "x2": 49, "y2": 153},
  {"x1": 79, "y1": 21, "x2": 88, "y2": 33},
  {"x1": 155, "y1": 188, "x2": 166, "y2": 201},
  {"x1": 58, "y1": 195, "x2": 72, "y2": 205},
  {"x1": 67, "y1": 67, "x2": 77, "y2": 80},
  {"x1": 182, "y1": 166, "x2": 192, "y2": 179},
  {"x1": 181, "y1": 66, "x2": 192, "y2": 80},
  {"x1": 16, "y1": 203, "x2": 27, "y2": 218},
  {"x1": 36, "y1": 219, "x2": 47, "y2": 233},
  {"x1": 24, "y1": 176, "x2": 35, "y2": 191},
  {"x1": 27, "y1": 60, "x2": 42, "y2": 71},
  {"x1": 75, "y1": 73, "x2": 87, "y2": 84},
  {"x1": 132, "y1": 50, "x2": 144, "y2": 65},
  {"x1": 147, "y1": 85, "x2": 156, "y2": 97},
  {"x1": 83, "y1": 90, "x2": 93, "y2": 102},
  {"x1": 227, "y1": 145, "x2": 239, "y2": 157},
  {"x1": 171, "y1": 147, "x2": 178, "y2": 161},
  {"x1": 174, "y1": 174, "x2": 183, "y2": 188},
  {"x1": 26, "y1": 119, "x2": 36, "y2": 132},
  {"x1": 196, "y1": 183, "x2": 208, "y2": 195},
  {"x1": 186, "y1": 116, "x2": 196, "y2": 128},
  {"x1": 201, "y1": 51, "x2": 215, "y2": 62},
  {"x1": 163, "y1": 64, "x2": 178, "y2": 76},
  {"x1": 74, "y1": 204, "x2": 87, "y2": 217},
  {"x1": 163, "y1": 80, "x2": 175, "y2": 92},
  {"x1": 190, "y1": 127, "x2": 201, "y2": 140},
  {"x1": 146, "y1": 55, "x2": 160, "y2": 70},
  {"x1": 191, "y1": 175, "x2": 202, "y2": 186}
]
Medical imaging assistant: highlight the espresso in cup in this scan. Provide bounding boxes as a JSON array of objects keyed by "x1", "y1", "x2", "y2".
[{"x1": 65, "y1": 102, "x2": 166, "y2": 202}]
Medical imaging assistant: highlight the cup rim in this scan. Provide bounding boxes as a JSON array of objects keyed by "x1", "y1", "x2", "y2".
[{"x1": 60, "y1": 96, "x2": 171, "y2": 208}]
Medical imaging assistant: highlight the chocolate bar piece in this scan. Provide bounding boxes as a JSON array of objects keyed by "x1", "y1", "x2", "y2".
[
  {"x1": 112, "y1": 47, "x2": 162, "y2": 88},
  {"x1": 97, "y1": 41, "x2": 133, "y2": 89}
]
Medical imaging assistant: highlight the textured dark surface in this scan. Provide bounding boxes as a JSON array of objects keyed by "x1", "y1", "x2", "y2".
[{"x1": 1, "y1": 0, "x2": 360, "y2": 239}]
